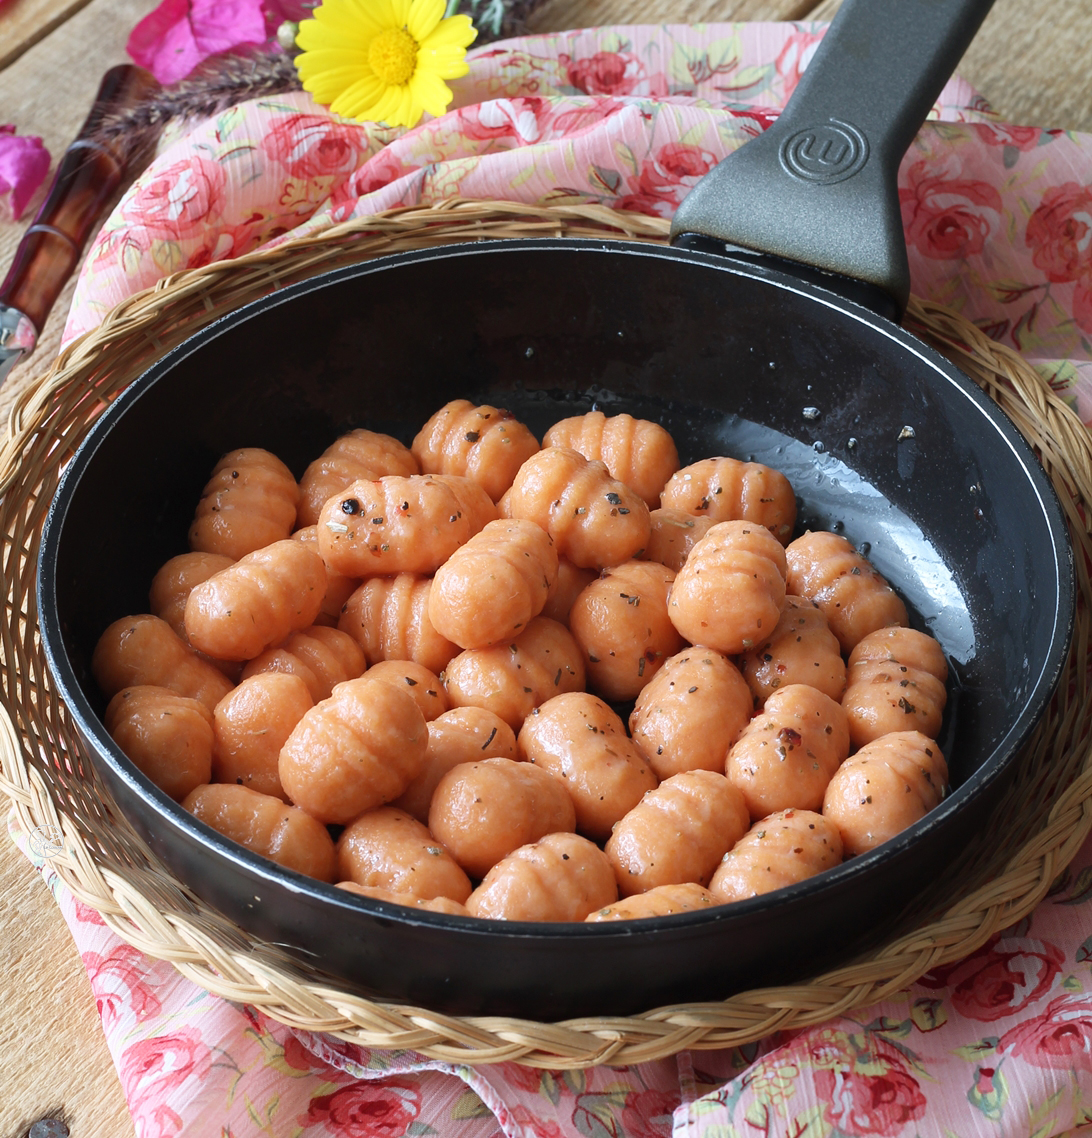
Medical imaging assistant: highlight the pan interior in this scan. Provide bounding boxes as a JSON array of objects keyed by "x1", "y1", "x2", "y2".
[{"x1": 39, "y1": 239, "x2": 1071, "y2": 1017}]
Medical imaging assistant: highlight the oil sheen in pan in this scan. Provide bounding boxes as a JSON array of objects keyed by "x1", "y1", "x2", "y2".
[{"x1": 495, "y1": 387, "x2": 969, "y2": 784}]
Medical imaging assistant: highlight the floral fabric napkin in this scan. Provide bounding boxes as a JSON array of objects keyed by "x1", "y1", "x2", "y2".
[
  {"x1": 13, "y1": 19, "x2": 1092, "y2": 1138},
  {"x1": 62, "y1": 22, "x2": 1092, "y2": 425}
]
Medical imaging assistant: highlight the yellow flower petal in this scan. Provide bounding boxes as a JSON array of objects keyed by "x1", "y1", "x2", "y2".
[
  {"x1": 388, "y1": 0, "x2": 414, "y2": 27},
  {"x1": 300, "y1": 59, "x2": 374, "y2": 104},
  {"x1": 419, "y1": 43, "x2": 472, "y2": 80},
  {"x1": 293, "y1": 0, "x2": 474, "y2": 129},
  {"x1": 408, "y1": 68, "x2": 453, "y2": 119},
  {"x1": 405, "y1": 0, "x2": 445, "y2": 42},
  {"x1": 368, "y1": 83, "x2": 408, "y2": 125},
  {"x1": 295, "y1": 47, "x2": 369, "y2": 79},
  {"x1": 395, "y1": 89, "x2": 421, "y2": 128},
  {"x1": 330, "y1": 73, "x2": 387, "y2": 120},
  {"x1": 308, "y1": 0, "x2": 383, "y2": 41},
  {"x1": 419, "y1": 12, "x2": 477, "y2": 51}
]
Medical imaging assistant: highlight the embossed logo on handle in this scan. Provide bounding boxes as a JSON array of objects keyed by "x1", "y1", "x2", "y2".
[{"x1": 780, "y1": 120, "x2": 869, "y2": 184}]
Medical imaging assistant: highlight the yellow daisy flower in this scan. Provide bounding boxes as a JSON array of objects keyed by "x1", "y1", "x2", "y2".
[{"x1": 295, "y1": 0, "x2": 478, "y2": 129}]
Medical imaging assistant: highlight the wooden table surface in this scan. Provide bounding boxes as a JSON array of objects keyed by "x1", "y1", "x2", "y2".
[{"x1": 0, "y1": 0, "x2": 1089, "y2": 1135}]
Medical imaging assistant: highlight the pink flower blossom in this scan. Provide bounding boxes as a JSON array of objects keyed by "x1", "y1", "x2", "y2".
[
  {"x1": 899, "y1": 158, "x2": 1002, "y2": 260},
  {"x1": 1025, "y1": 181, "x2": 1092, "y2": 283},
  {"x1": 921, "y1": 934, "x2": 1065, "y2": 1022},
  {"x1": 561, "y1": 50, "x2": 642, "y2": 96},
  {"x1": 262, "y1": 113, "x2": 368, "y2": 180},
  {"x1": 82, "y1": 944, "x2": 163, "y2": 1028},
  {"x1": 1000, "y1": 992, "x2": 1092, "y2": 1072},
  {"x1": 301, "y1": 1079, "x2": 421, "y2": 1137},
  {"x1": 815, "y1": 1063, "x2": 928, "y2": 1136},
  {"x1": 126, "y1": 0, "x2": 272, "y2": 85},
  {"x1": 775, "y1": 29, "x2": 824, "y2": 101},
  {"x1": 120, "y1": 1029, "x2": 212, "y2": 1114},
  {"x1": 0, "y1": 125, "x2": 51, "y2": 221},
  {"x1": 620, "y1": 1088, "x2": 680, "y2": 1138},
  {"x1": 120, "y1": 154, "x2": 226, "y2": 238}
]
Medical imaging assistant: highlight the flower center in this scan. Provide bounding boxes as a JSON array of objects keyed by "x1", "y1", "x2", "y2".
[{"x1": 368, "y1": 27, "x2": 418, "y2": 86}]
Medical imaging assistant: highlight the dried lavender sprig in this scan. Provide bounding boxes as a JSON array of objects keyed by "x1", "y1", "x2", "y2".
[
  {"x1": 93, "y1": 50, "x2": 301, "y2": 149},
  {"x1": 92, "y1": 0, "x2": 547, "y2": 152}
]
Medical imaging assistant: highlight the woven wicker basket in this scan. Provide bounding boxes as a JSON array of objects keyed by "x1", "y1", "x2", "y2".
[{"x1": 2, "y1": 199, "x2": 1091, "y2": 1069}]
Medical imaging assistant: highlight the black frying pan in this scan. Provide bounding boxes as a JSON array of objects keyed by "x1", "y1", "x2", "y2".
[{"x1": 37, "y1": 0, "x2": 1074, "y2": 1019}]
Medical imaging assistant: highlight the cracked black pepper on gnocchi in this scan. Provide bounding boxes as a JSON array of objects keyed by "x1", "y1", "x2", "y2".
[{"x1": 93, "y1": 401, "x2": 949, "y2": 921}]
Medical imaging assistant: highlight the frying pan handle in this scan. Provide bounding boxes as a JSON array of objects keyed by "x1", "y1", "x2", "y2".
[{"x1": 669, "y1": 0, "x2": 995, "y2": 320}]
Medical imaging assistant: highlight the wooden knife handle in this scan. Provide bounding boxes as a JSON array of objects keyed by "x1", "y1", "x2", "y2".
[{"x1": 0, "y1": 64, "x2": 159, "y2": 332}]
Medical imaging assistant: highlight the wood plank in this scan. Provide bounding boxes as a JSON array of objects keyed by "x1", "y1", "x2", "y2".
[
  {"x1": 0, "y1": 1, "x2": 1089, "y2": 1136},
  {"x1": 799, "y1": 0, "x2": 1092, "y2": 133},
  {"x1": 528, "y1": 0, "x2": 815, "y2": 33},
  {"x1": 0, "y1": 0, "x2": 99, "y2": 72},
  {"x1": 0, "y1": 835, "x2": 134, "y2": 1138},
  {"x1": 0, "y1": 0, "x2": 161, "y2": 422},
  {"x1": 958, "y1": 0, "x2": 1092, "y2": 133},
  {"x1": 1, "y1": 6, "x2": 161, "y2": 1134}
]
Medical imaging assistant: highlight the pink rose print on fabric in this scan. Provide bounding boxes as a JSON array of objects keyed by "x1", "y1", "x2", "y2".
[
  {"x1": 899, "y1": 159, "x2": 1003, "y2": 260},
  {"x1": 120, "y1": 1029, "x2": 212, "y2": 1132},
  {"x1": 775, "y1": 28, "x2": 824, "y2": 100},
  {"x1": 920, "y1": 935, "x2": 1064, "y2": 1022},
  {"x1": 301, "y1": 1079, "x2": 421, "y2": 1137},
  {"x1": 122, "y1": 154, "x2": 226, "y2": 241},
  {"x1": 620, "y1": 1087, "x2": 680, "y2": 1138},
  {"x1": 82, "y1": 943, "x2": 163, "y2": 1028},
  {"x1": 262, "y1": 114, "x2": 368, "y2": 181},
  {"x1": 1025, "y1": 182, "x2": 1092, "y2": 282},
  {"x1": 618, "y1": 140, "x2": 718, "y2": 217},
  {"x1": 498, "y1": 1061, "x2": 554, "y2": 1094},
  {"x1": 999, "y1": 992, "x2": 1092, "y2": 1074},
  {"x1": 0, "y1": 124, "x2": 50, "y2": 220},
  {"x1": 976, "y1": 121, "x2": 1044, "y2": 153},
  {"x1": 69, "y1": 895, "x2": 107, "y2": 925},
  {"x1": 1074, "y1": 281, "x2": 1092, "y2": 334},
  {"x1": 344, "y1": 147, "x2": 412, "y2": 199},
  {"x1": 815, "y1": 1063, "x2": 927, "y2": 1137},
  {"x1": 506, "y1": 1106, "x2": 566, "y2": 1138},
  {"x1": 562, "y1": 50, "x2": 642, "y2": 96},
  {"x1": 457, "y1": 97, "x2": 554, "y2": 144}
]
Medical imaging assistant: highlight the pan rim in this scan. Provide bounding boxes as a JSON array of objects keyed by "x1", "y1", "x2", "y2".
[{"x1": 36, "y1": 235, "x2": 1076, "y2": 946}]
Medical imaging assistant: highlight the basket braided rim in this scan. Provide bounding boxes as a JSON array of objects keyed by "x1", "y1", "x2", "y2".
[{"x1": 1, "y1": 198, "x2": 1090, "y2": 1069}]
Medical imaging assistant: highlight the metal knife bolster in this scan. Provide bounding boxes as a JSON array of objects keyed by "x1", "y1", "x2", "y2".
[{"x1": 0, "y1": 303, "x2": 37, "y2": 386}]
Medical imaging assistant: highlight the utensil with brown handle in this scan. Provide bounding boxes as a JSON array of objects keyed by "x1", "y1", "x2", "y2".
[{"x1": 0, "y1": 63, "x2": 159, "y2": 386}]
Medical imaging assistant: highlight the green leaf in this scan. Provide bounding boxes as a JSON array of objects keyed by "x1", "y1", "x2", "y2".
[
  {"x1": 573, "y1": 1105, "x2": 617, "y2": 1138},
  {"x1": 952, "y1": 1037, "x2": 999, "y2": 1062},
  {"x1": 541, "y1": 1071, "x2": 563, "y2": 1107},
  {"x1": 866, "y1": 1015, "x2": 913, "y2": 1039},
  {"x1": 910, "y1": 997, "x2": 948, "y2": 1032},
  {"x1": 744, "y1": 1100, "x2": 769, "y2": 1127},
  {"x1": 564, "y1": 1069, "x2": 588, "y2": 1096},
  {"x1": 612, "y1": 141, "x2": 640, "y2": 176},
  {"x1": 573, "y1": 1091, "x2": 630, "y2": 1138},
  {"x1": 703, "y1": 34, "x2": 742, "y2": 73},
  {"x1": 984, "y1": 278, "x2": 1043, "y2": 304},
  {"x1": 407, "y1": 1122, "x2": 438, "y2": 1137},
  {"x1": 967, "y1": 1063, "x2": 1008, "y2": 1121},
  {"x1": 1057, "y1": 864, "x2": 1092, "y2": 904},
  {"x1": 793, "y1": 1104, "x2": 831, "y2": 1138},
  {"x1": 451, "y1": 1090, "x2": 493, "y2": 1120},
  {"x1": 679, "y1": 122, "x2": 709, "y2": 147},
  {"x1": 589, "y1": 165, "x2": 623, "y2": 195},
  {"x1": 715, "y1": 63, "x2": 775, "y2": 97}
]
